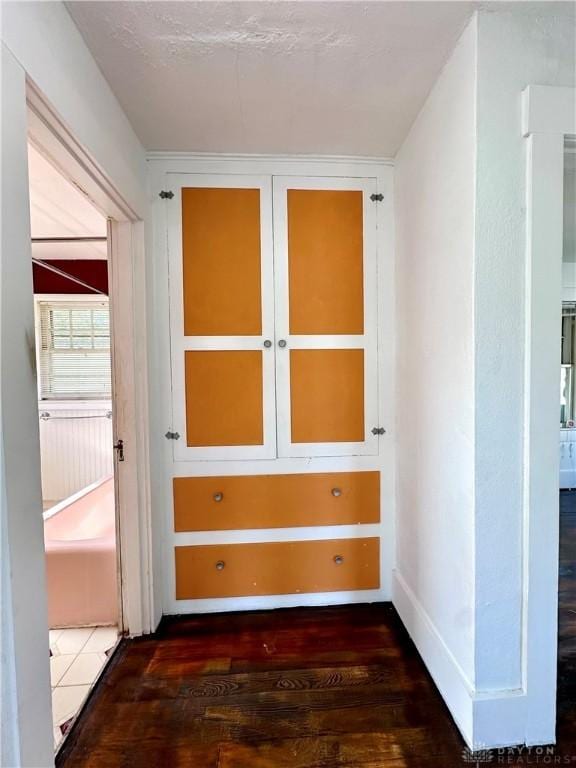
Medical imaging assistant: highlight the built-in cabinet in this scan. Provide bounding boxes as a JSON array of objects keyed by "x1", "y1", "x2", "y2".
[
  {"x1": 154, "y1": 158, "x2": 393, "y2": 612},
  {"x1": 167, "y1": 174, "x2": 379, "y2": 461}
]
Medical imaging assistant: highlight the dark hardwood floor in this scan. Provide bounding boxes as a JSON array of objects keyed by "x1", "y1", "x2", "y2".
[
  {"x1": 557, "y1": 490, "x2": 576, "y2": 759},
  {"x1": 57, "y1": 501, "x2": 576, "y2": 768}
]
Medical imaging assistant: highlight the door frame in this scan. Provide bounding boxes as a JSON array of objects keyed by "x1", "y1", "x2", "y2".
[
  {"x1": 27, "y1": 81, "x2": 156, "y2": 637},
  {"x1": 522, "y1": 84, "x2": 575, "y2": 744}
]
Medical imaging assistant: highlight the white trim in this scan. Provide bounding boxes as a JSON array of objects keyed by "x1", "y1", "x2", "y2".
[
  {"x1": 166, "y1": 455, "x2": 390, "y2": 477},
  {"x1": 393, "y1": 570, "x2": 530, "y2": 750},
  {"x1": 149, "y1": 155, "x2": 392, "y2": 180},
  {"x1": 522, "y1": 85, "x2": 576, "y2": 745},
  {"x1": 167, "y1": 589, "x2": 384, "y2": 617},
  {"x1": 37, "y1": 399, "x2": 111, "y2": 410},
  {"x1": 27, "y1": 80, "x2": 139, "y2": 222},
  {"x1": 171, "y1": 524, "x2": 382, "y2": 547},
  {"x1": 34, "y1": 293, "x2": 108, "y2": 303},
  {"x1": 393, "y1": 570, "x2": 475, "y2": 745},
  {"x1": 148, "y1": 151, "x2": 394, "y2": 167},
  {"x1": 108, "y1": 220, "x2": 155, "y2": 637}
]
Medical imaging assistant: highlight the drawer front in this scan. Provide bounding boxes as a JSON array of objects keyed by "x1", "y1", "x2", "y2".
[
  {"x1": 175, "y1": 538, "x2": 380, "y2": 600},
  {"x1": 173, "y1": 471, "x2": 380, "y2": 531}
]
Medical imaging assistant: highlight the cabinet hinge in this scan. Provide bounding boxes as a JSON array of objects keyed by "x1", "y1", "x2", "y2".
[
  {"x1": 371, "y1": 427, "x2": 386, "y2": 435},
  {"x1": 370, "y1": 193, "x2": 384, "y2": 202},
  {"x1": 165, "y1": 430, "x2": 180, "y2": 440},
  {"x1": 159, "y1": 190, "x2": 174, "y2": 200}
]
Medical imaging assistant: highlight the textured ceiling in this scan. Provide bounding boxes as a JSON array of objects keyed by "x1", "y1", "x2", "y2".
[{"x1": 66, "y1": 1, "x2": 476, "y2": 156}]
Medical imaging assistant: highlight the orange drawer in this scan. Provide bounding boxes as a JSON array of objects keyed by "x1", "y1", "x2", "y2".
[
  {"x1": 175, "y1": 538, "x2": 380, "y2": 600},
  {"x1": 173, "y1": 471, "x2": 380, "y2": 531}
]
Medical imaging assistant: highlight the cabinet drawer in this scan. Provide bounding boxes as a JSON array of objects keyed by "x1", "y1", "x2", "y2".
[
  {"x1": 173, "y1": 471, "x2": 380, "y2": 531},
  {"x1": 175, "y1": 537, "x2": 380, "y2": 600}
]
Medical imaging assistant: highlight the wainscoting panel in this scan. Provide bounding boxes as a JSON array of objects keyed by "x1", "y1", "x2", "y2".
[{"x1": 38, "y1": 401, "x2": 113, "y2": 503}]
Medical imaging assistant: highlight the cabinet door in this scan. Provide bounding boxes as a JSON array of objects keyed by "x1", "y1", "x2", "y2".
[
  {"x1": 273, "y1": 177, "x2": 379, "y2": 457},
  {"x1": 167, "y1": 175, "x2": 276, "y2": 460}
]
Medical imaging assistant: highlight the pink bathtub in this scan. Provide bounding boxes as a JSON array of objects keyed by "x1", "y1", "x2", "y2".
[{"x1": 44, "y1": 476, "x2": 118, "y2": 628}]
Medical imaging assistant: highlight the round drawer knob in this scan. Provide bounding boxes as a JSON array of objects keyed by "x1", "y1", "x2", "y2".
[
  {"x1": 333, "y1": 554, "x2": 344, "y2": 565},
  {"x1": 213, "y1": 492, "x2": 223, "y2": 502},
  {"x1": 278, "y1": 339, "x2": 287, "y2": 348},
  {"x1": 331, "y1": 487, "x2": 342, "y2": 497},
  {"x1": 215, "y1": 560, "x2": 226, "y2": 571},
  {"x1": 263, "y1": 339, "x2": 272, "y2": 348}
]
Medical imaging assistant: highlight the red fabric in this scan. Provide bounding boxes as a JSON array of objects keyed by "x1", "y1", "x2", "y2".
[{"x1": 33, "y1": 260, "x2": 108, "y2": 295}]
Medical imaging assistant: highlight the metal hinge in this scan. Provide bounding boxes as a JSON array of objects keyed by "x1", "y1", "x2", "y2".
[
  {"x1": 370, "y1": 193, "x2": 384, "y2": 202},
  {"x1": 165, "y1": 430, "x2": 180, "y2": 440},
  {"x1": 159, "y1": 190, "x2": 174, "y2": 200},
  {"x1": 371, "y1": 427, "x2": 386, "y2": 435}
]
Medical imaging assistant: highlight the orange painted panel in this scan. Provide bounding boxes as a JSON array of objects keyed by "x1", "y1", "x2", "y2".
[
  {"x1": 185, "y1": 351, "x2": 263, "y2": 447},
  {"x1": 287, "y1": 189, "x2": 364, "y2": 335},
  {"x1": 290, "y1": 349, "x2": 364, "y2": 443},
  {"x1": 173, "y1": 471, "x2": 380, "y2": 531},
  {"x1": 175, "y1": 538, "x2": 380, "y2": 599},
  {"x1": 182, "y1": 187, "x2": 262, "y2": 336}
]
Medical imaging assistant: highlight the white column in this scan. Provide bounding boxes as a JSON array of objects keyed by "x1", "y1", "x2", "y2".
[{"x1": 522, "y1": 129, "x2": 565, "y2": 744}]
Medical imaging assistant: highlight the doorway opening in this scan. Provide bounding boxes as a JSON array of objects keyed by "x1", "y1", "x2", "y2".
[{"x1": 27, "y1": 141, "x2": 121, "y2": 752}]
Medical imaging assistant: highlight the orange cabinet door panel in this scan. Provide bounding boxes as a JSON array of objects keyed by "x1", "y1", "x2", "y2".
[
  {"x1": 185, "y1": 350, "x2": 264, "y2": 447},
  {"x1": 290, "y1": 349, "x2": 365, "y2": 443},
  {"x1": 182, "y1": 187, "x2": 262, "y2": 336},
  {"x1": 287, "y1": 189, "x2": 364, "y2": 335}
]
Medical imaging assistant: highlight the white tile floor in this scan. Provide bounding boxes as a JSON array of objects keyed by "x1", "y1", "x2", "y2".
[{"x1": 50, "y1": 626, "x2": 118, "y2": 751}]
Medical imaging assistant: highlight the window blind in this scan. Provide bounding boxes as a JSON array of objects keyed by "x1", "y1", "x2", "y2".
[{"x1": 38, "y1": 300, "x2": 111, "y2": 399}]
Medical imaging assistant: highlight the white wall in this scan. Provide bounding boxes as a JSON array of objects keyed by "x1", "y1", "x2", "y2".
[
  {"x1": 0, "y1": 44, "x2": 54, "y2": 768},
  {"x1": 474, "y1": 6, "x2": 575, "y2": 699},
  {"x1": 393, "y1": 15, "x2": 477, "y2": 740},
  {"x1": 395, "y1": 4, "x2": 575, "y2": 750},
  {"x1": 1, "y1": 1, "x2": 146, "y2": 218},
  {"x1": 0, "y1": 4, "x2": 149, "y2": 764}
]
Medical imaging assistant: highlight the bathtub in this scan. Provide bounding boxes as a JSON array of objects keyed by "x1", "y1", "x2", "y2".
[{"x1": 44, "y1": 476, "x2": 118, "y2": 628}]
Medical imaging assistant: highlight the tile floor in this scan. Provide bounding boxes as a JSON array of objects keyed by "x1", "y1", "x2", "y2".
[{"x1": 49, "y1": 625, "x2": 118, "y2": 750}]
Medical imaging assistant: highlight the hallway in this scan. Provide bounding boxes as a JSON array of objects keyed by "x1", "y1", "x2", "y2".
[
  {"x1": 58, "y1": 558, "x2": 576, "y2": 768},
  {"x1": 55, "y1": 498, "x2": 576, "y2": 767},
  {"x1": 2, "y1": 4, "x2": 575, "y2": 764}
]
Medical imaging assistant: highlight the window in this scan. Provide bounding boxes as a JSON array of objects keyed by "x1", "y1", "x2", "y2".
[{"x1": 37, "y1": 300, "x2": 111, "y2": 399}]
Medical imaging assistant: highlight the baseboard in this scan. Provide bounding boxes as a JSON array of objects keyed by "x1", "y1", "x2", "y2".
[
  {"x1": 392, "y1": 569, "x2": 531, "y2": 750},
  {"x1": 392, "y1": 570, "x2": 475, "y2": 747},
  {"x1": 164, "y1": 587, "x2": 388, "y2": 616}
]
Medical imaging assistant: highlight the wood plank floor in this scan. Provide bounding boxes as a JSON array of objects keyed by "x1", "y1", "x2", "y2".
[{"x1": 58, "y1": 500, "x2": 576, "y2": 768}]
